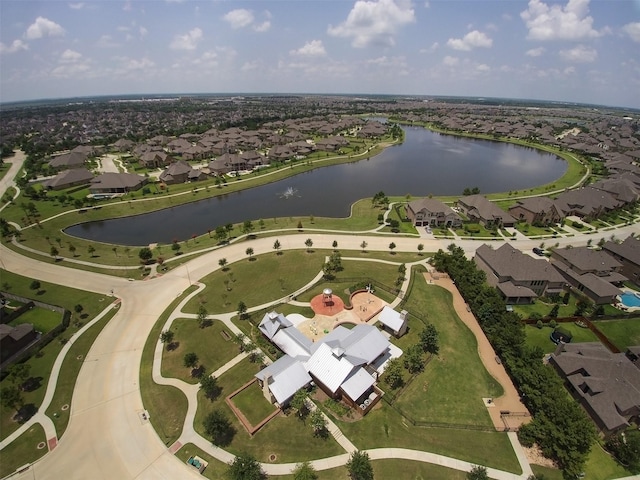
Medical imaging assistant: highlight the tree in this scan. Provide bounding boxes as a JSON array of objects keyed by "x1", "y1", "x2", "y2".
[
  {"x1": 50, "y1": 246, "x2": 59, "y2": 259},
  {"x1": 138, "y1": 247, "x2": 153, "y2": 264},
  {"x1": 8, "y1": 363, "x2": 31, "y2": 387},
  {"x1": 160, "y1": 330, "x2": 175, "y2": 348},
  {"x1": 389, "y1": 242, "x2": 396, "y2": 254},
  {"x1": 29, "y1": 280, "x2": 41, "y2": 291},
  {"x1": 68, "y1": 243, "x2": 77, "y2": 256},
  {"x1": 360, "y1": 241, "x2": 367, "y2": 252},
  {"x1": 74, "y1": 304, "x2": 84, "y2": 316},
  {"x1": 292, "y1": 461, "x2": 318, "y2": 480},
  {"x1": 0, "y1": 385, "x2": 23, "y2": 413},
  {"x1": 183, "y1": 352, "x2": 199, "y2": 369},
  {"x1": 305, "y1": 238, "x2": 313, "y2": 252},
  {"x1": 197, "y1": 305, "x2": 209, "y2": 328},
  {"x1": 290, "y1": 389, "x2": 309, "y2": 419},
  {"x1": 309, "y1": 409, "x2": 328, "y2": 438},
  {"x1": 273, "y1": 239, "x2": 281, "y2": 254},
  {"x1": 419, "y1": 323, "x2": 439, "y2": 355},
  {"x1": 171, "y1": 241, "x2": 181, "y2": 255},
  {"x1": 246, "y1": 247, "x2": 254, "y2": 260},
  {"x1": 467, "y1": 465, "x2": 488, "y2": 480},
  {"x1": 346, "y1": 450, "x2": 373, "y2": 480},
  {"x1": 87, "y1": 244, "x2": 96, "y2": 257},
  {"x1": 227, "y1": 452, "x2": 265, "y2": 480},
  {"x1": 237, "y1": 301, "x2": 248, "y2": 319},
  {"x1": 384, "y1": 358, "x2": 404, "y2": 389},
  {"x1": 417, "y1": 243, "x2": 424, "y2": 255},
  {"x1": 403, "y1": 344, "x2": 424, "y2": 373},
  {"x1": 200, "y1": 373, "x2": 221, "y2": 400},
  {"x1": 112, "y1": 247, "x2": 118, "y2": 257},
  {"x1": 203, "y1": 410, "x2": 235, "y2": 446},
  {"x1": 332, "y1": 240, "x2": 338, "y2": 250},
  {"x1": 605, "y1": 428, "x2": 640, "y2": 473},
  {"x1": 297, "y1": 220, "x2": 303, "y2": 230},
  {"x1": 241, "y1": 220, "x2": 254, "y2": 236},
  {"x1": 219, "y1": 258, "x2": 228, "y2": 270}
]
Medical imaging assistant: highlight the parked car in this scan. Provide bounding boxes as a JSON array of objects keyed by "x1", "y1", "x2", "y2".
[{"x1": 533, "y1": 247, "x2": 545, "y2": 256}]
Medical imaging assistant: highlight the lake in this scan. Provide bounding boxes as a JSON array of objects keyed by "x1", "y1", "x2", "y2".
[{"x1": 65, "y1": 126, "x2": 566, "y2": 245}]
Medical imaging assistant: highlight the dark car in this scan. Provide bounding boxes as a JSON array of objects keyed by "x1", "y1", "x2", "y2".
[{"x1": 533, "y1": 247, "x2": 545, "y2": 256}]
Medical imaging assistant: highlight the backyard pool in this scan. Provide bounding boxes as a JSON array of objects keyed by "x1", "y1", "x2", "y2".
[{"x1": 620, "y1": 291, "x2": 640, "y2": 308}]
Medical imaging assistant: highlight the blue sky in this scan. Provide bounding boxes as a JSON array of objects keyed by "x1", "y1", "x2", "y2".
[{"x1": 1, "y1": 0, "x2": 639, "y2": 108}]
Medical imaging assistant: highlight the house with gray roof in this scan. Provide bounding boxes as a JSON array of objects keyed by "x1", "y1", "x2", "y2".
[
  {"x1": 159, "y1": 160, "x2": 202, "y2": 185},
  {"x1": 89, "y1": 172, "x2": 146, "y2": 194},
  {"x1": 377, "y1": 306, "x2": 408, "y2": 337},
  {"x1": 602, "y1": 235, "x2": 640, "y2": 287},
  {"x1": 255, "y1": 311, "x2": 392, "y2": 411},
  {"x1": 555, "y1": 187, "x2": 622, "y2": 220},
  {"x1": 43, "y1": 168, "x2": 94, "y2": 190},
  {"x1": 508, "y1": 197, "x2": 565, "y2": 226},
  {"x1": 550, "y1": 342, "x2": 640, "y2": 435},
  {"x1": 457, "y1": 194, "x2": 517, "y2": 228},
  {"x1": 406, "y1": 198, "x2": 461, "y2": 228},
  {"x1": 474, "y1": 243, "x2": 566, "y2": 304},
  {"x1": 590, "y1": 177, "x2": 640, "y2": 204},
  {"x1": 47, "y1": 151, "x2": 87, "y2": 171},
  {"x1": 550, "y1": 247, "x2": 626, "y2": 304}
]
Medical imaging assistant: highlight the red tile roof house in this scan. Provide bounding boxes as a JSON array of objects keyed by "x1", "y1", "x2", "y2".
[
  {"x1": 549, "y1": 342, "x2": 640, "y2": 435},
  {"x1": 602, "y1": 235, "x2": 640, "y2": 287},
  {"x1": 89, "y1": 172, "x2": 147, "y2": 194},
  {"x1": 405, "y1": 198, "x2": 462, "y2": 228},
  {"x1": 457, "y1": 194, "x2": 517, "y2": 228},
  {"x1": 550, "y1": 246, "x2": 626, "y2": 305},
  {"x1": 508, "y1": 197, "x2": 565, "y2": 226},
  {"x1": 474, "y1": 243, "x2": 566, "y2": 304}
]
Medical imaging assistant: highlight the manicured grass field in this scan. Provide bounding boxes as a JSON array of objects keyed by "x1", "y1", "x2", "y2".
[
  {"x1": 230, "y1": 381, "x2": 278, "y2": 427},
  {"x1": 194, "y1": 358, "x2": 344, "y2": 463},
  {"x1": 592, "y1": 317, "x2": 640, "y2": 351},
  {"x1": 0, "y1": 269, "x2": 117, "y2": 441},
  {"x1": 524, "y1": 323, "x2": 599, "y2": 354},
  {"x1": 161, "y1": 318, "x2": 239, "y2": 384},
  {"x1": 582, "y1": 442, "x2": 632, "y2": 480},
  {"x1": 8, "y1": 306, "x2": 62, "y2": 334},
  {"x1": 0, "y1": 424, "x2": 47, "y2": 478},
  {"x1": 140, "y1": 291, "x2": 192, "y2": 446},
  {"x1": 394, "y1": 278, "x2": 501, "y2": 427}
]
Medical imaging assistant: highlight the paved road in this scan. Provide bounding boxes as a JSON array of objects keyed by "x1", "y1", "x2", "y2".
[
  {"x1": 2, "y1": 204, "x2": 639, "y2": 479},
  {"x1": 0, "y1": 150, "x2": 25, "y2": 213}
]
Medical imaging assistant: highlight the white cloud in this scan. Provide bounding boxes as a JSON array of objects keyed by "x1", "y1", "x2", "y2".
[
  {"x1": 139, "y1": 26, "x2": 148, "y2": 39},
  {"x1": 223, "y1": 8, "x2": 271, "y2": 32},
  {"x1": 520, "y1": 0, "x2": 603, "y2": 41},
  {"x1": 223, "y1": 9, "x2": 254, "y2": 29},
  {"x1": 68, "y1": 2, "x2": 85, "y2": 9},
  {"x1": 622, "y1": 22, "x2": 640, "y2": 43},
  {"x1": 60, "y1": 49, "x2": 82, "y2": 63},
  {"x1": 327, "y1": 0, "x2": 416, "y2": 48},
  {"x1": 447, "y1": 30, "x2": 492, "y2": 51},
  {"x1": 476, "y1": 64, "x2": 490, "y2": 73},
  {"x1": 526, "y1": 46, "x2": 545, "y2": 57},
  {"x1": 443, "y1": 55, "x2": 459, "y2": 67},
  {"x1": 96, "y1": 35, "x2": 120, "y2": 48},
  {"x1": 121, "y1": 57, "x2": 155, "y2": 71},
  {"x1": 559, "y1": 44, "x2": 597, "y2": 62},
  {"x1": 419, "y1": 42, "x2": 439, "y2": 54},
  {"x1": 169, "y1": 27, "x2": 203, "y2": 51},
  {"x1": 290, "y1": 40, "x2": 327, "y2": 57},
  {"x1": 25, "y1": 16, "x2": 65, "y2": 40},
  {"x1": 0, "y1": 39, "x2": 29, "y2": 55}
]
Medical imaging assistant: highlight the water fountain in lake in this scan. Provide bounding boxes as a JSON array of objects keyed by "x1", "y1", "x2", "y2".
[{"x1": 279, "y1": 187, "x2": 300, "y2": 199}]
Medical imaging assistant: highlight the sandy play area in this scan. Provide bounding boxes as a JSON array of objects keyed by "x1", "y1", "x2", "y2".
[{"x1": 296, "y1": 291, "x2": 387, "y2": 341}]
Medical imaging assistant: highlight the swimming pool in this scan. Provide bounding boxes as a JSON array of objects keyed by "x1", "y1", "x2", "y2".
[{"x1": 620, "y1": 291, "x2": 640, "y2": 308}]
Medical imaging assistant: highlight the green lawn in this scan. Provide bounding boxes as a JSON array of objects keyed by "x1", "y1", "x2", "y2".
[
  {"x1": 524, "y1": 323, "x2": 600, "y2": 354},
  {"x1": 194, "y1": 358, "x2": 344, "y2": 463},
  {"x1": 175, "y1": 443, "x2": 229, "y2": 480},
  {"x1": 0, "y1": 269, "x2": 116, "y2": 441},
  {"x1": 0, "y1": 424, "x2": 47, "y2": 478},
  {"x1": 140, "y1": 291, "x2": 192, "y2": 446},
  {"x1": 583, "y1": 442, "x2": 633, "y2": 480},
  {"x1": 8, "y1": 306, "x2": 62, "y2": 334},
  {"x1": 394, "y1": 279, "x2": 501, "y2": 427},
  {"x1": 161, "y1": 318, "x2": 239, "y2": 384},
  {"x1": 592, "y1": 317, "x2": 640, "y2": 351},
  {"x1": 230, "y1": 381, "x2": 278, "y2": 427}
]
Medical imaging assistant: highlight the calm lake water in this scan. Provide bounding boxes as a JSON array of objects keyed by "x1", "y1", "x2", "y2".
[{"x1": 66, "y1": 127, "x2": 566, "y2": 245}]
